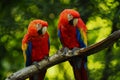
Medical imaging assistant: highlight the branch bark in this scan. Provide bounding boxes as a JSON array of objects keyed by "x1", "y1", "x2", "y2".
[{"x1": 6, "y1": 30, "x2": 120, "y2": 80}]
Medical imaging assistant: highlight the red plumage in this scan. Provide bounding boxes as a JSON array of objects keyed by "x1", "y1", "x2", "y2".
[
  {"x1": 58, "y1": 24, "x2": 80, "y2": 49},
  {"x1": 58, "y1": 9, "x2": 88, "y2": 80},
  {"x1": 30, "y1": 33, "x2": 49, "y2": 62},
  {"x1": 22, "y1": 19, "x2": 49, "y2": 80}
]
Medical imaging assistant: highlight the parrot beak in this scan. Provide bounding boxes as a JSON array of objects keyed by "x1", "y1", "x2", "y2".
[
  {"x1": 67, "y1": 14, "x2": 78, "y2": 26},
  {"x1": 37, "y1": 27, "x2": 47, "y2": 35},
  {"x1": 69, "y1": 18, "x2": 78, "y2": 26},
  {"x1": 36, "y1": 24, "x2": 43, "y2": 35},
  {"x1": 38, "y1": 29, "x2": 42, "y2": 35},
  {"x1": 73, "y1": 18, "x2": 78, "y2": 26},
  {"x1": 42, "y1": 27, "x2": 47, "y2": 35}
]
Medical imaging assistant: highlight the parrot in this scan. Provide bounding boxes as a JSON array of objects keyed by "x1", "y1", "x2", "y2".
[
  {"x1": 58, "y1": 9, "x2": 88, "y2": 80},
  {"x1": 22, "y1": 19, "x2": 50, "y2": 80}
]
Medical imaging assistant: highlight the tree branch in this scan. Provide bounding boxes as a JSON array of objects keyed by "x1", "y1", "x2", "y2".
[{"x1": 6, "y1": 30, "x2": 120, "y2": 80}]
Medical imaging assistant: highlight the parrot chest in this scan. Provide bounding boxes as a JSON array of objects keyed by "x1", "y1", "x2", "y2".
[
  {"x1": 60, "y1": 26, "x2": 80, "y2": 49},
  {"x1": 30, "y1": 35, "x2": 49, "y2": 62}
]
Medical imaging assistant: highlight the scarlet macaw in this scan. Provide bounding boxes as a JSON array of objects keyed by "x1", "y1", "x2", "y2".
[
  {"x1": 22, "y1": 19, "x2": 50, "y2": 80},
  {"x1": 58, "y1": 9, "x2": 88, "y2": 80}
]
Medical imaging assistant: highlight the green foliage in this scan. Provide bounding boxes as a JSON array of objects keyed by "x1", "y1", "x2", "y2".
[{"x1": 0, "y1": 0, "x2": 120, "y2": 80}]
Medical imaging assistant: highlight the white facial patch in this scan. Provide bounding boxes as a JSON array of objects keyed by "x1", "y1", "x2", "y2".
[
  {"x1": 42, "y1": 27, "x2": 47, "y2": 34},
  {"x1": 67, "y1": 14, "x2": 73, "y2": 21},
  {"x1": 36, "y1": 24, "x2": 42, "y2": 31}
]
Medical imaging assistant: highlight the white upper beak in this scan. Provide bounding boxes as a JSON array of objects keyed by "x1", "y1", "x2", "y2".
[
  {"x1": 42, "y1": 27, "x2": 47, "y2": 34},
  {"x1": 73, "y1": 18, "x2": 78, "y2": 26}
]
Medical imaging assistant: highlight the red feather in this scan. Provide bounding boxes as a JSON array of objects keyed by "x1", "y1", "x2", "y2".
[
  {"x1": 58, "y1": 9, "x2": 88, "y2": 80},
  {"x1": 30, "y1": 32, "x2": 49, "y2": 62},
  {"x1": 22, "y1": 19, "x2": 49, "y2": 80}
]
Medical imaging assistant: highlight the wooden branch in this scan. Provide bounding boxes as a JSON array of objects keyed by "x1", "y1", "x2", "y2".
[{"x1": 6, "y1": 30, "x2": 120, "y2": 80}]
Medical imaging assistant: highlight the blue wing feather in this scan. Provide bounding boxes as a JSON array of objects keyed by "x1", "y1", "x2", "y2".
[
  {"x1": 58, "y1": 29, "x2": 61, "y2": 39},
  {"x1": 58, "y1": 29, "x2": 64, "y2": 46},
  {"x1": 48, "y1": 38, "x2": 50, "y2": 50},
  {"x1": 26, "y1": 41, "x2": 32, "y2": 66},
  {"x1": 76, "y1": 28, "x2": 86, "y2": 48}
]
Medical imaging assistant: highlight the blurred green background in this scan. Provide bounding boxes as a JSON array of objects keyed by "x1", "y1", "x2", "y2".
[{"x1": 0, "y1": 0, "x2": 120, "y2": 80}]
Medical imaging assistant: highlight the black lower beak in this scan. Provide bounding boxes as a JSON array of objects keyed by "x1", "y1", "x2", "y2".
[
  {"x1": 69, "y1": 19, "x2": 74, "y2": 25},
  {"x1": 38, "y1": 29, "x2": 42, "y2": 35}
]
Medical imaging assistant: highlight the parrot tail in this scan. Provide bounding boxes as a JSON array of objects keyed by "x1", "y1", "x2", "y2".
[
  {"x1": 29, "y1": 69, "x2": 46, "y2": 80},
  {"x1": 74, "y1": 62, "x2": 88, "y2": 80},
  {"x1": 69, "y1": 58, "x2": 88, "y2": 80}
]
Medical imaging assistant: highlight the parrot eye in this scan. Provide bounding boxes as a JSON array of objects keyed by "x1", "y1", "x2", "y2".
[
  {"x1": 67, "y1": 14, "x2": 73, "y2": 21},
  {"x1": 36, "y1": 24, "x2": 42, "y2": 31}
]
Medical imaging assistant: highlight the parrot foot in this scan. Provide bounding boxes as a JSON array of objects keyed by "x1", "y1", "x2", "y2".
[
  {"x1": 61, "y1": 47, "x2": 69, "y2": 56},
  {"x1": 72, "y1": 47, "x2": 80, "y2": 55},
  {"x1": 61, "y1": 47, "x2": 73, "y2": 57},
  {"x1": 44, "y1": 56, "x2": 49, "y2": 62},
  {"x1": 33, "y1": 62, "x2": 41, "y2": 71}
]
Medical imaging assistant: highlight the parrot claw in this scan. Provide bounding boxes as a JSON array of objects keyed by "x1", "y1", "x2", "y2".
[
  {"x1": 72, "y1": 47, "x2": 80, "y2": 55},
  {"x1": 61, "y1": 47, "x2": 69, "y2": 56},
  {"x1": 44, "y1": 56, "x2": 49, "y2": 62},
  {"x1": 32, "y1": 61, "x2": 41, "y2": 71},
  {"x1": 61, "y1": 47, "x2": 73, "y2": 56}
]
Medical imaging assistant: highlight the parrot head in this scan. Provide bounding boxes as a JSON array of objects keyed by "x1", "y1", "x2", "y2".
[
  {"x1": 58, "y1": 9, "x2": 80, "y2": 27},
  {"x1": 27, "y1": 19, "x2": 48, "y2": 37}
]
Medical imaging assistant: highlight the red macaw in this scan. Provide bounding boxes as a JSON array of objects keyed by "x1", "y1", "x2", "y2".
[
  {"x1": 58, "y1": 9, "x2": 88, "y2": 80},
  {"x1": 22, "y1": 19, "x2": 50, "y2": 80}
]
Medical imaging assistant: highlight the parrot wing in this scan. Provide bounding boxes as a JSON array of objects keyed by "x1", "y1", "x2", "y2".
[
  {"x1": 58, "y1": 29, "x2": 61, "y2": 41},
  {"x1": 58, "y1": 28, "x2": 64, "y2": 47},
  {"x1": 22, "y1": 41, "x2": 32, "y2": 67},
  {"x1": 76, "y1": 27, "x2": 87, "y2": 48},
  {"x1": 77, "y1": 18, "x2": 87, "y2": 47},
  {"x1": 48, "y1": 38, "x2": 50, "y2": 50},
  {"x1": 25, "y1": 41, "x2": 32, "y2": 66},
  {"x1": 22, "y1": 34, "x2": 32, "y2": 66}
]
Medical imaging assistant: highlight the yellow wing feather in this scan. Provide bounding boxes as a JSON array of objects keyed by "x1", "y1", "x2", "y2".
[
  {"x1": 80, "y1": 29, "x2": 87, "y2": 46},
  {"x1": 22, "y1": 43, "x2": 28, "y2": 63}
]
